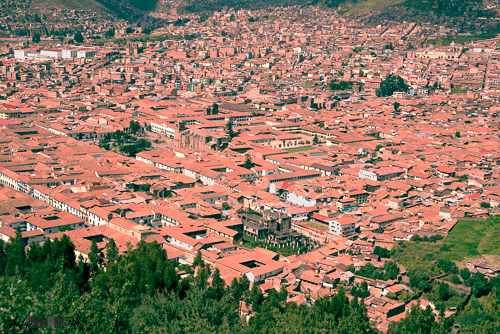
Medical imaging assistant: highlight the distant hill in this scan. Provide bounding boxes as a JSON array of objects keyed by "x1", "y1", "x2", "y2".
[
  {"x1": 29, "y1": 0, "x2": 497, "y2": 21},
  {"x1": 313, "y1": 0, "x2": 490, "y2": 17},
  {"x1": 32, "y1": 0, "x2": 160, "y2": 18},
  {"x1": 177, "y1": 0, "x2": 305, "y2": 14},
  {"x1": 173, "y1": 0, "x2": 495, "y2": 19}
]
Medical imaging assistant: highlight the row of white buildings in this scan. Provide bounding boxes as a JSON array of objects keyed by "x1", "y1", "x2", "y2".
[{"x1": 14, "y1": 48, "x2": 98, "y2": 60}]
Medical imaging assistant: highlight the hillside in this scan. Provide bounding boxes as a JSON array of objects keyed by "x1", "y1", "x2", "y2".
[
  {"x1": 32, "y1": 0, "x2": 110, "y2": 13},
  {"x1": 28, "y1": 0, "x2": 496, "y2": 19},
  {"x1": 177, "y1": 0, "x2": 305, "y2": 14},
  {"x1": 32, "y1": 0, "x2": 159, "y2": 18},
  {"x1": 314, "y1": 0, "x2": 491, "y2": 17}
]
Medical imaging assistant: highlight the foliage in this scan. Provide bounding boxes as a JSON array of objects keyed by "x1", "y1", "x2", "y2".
[
  {"x1": 481, "y1": 202, "x2": 491, "y2": 209},
  {"x1": 59, "y1": 225, "x2": 74, "y2": 232},
  {"x1": 376, "y1": 74, "x2": 409, "y2": 97},
  {"x1": 350, "y1": 284, "x2": 370, "y2": 299},
  {"x1": 353, "y1": 261, "x2": 399, "y2": 281},
  {"x1": 393, "y1": 102, "x2": 400, "y2": 113},
  {"x1": 225, "y1": 117, "x2": 236, "y2": 139},
  {"x1": 387, "y1": 303, "x2": 452, "y2": 334},
  {"x1": 373, "y1": 246, "x2": 391, "y2": 258},
  {"x1": 129, "y1": 120, "x2": 142, "y2": 134},
  {"x1": 133, "y1": 183, "x2": 151, "y2": 192},
  {"x1": 212, "y1": 103, "x2": 219, "y2": 115},
  {"x1": 32, "y1": 32, "x2": 40, "y2": 43},
  {"x1": 437, "y1": 259, "x2": 459, "y2": 275},
  {"x1": 74, "y1": 32, "x2": 84, "y2": 43},
  {"x1": 384, "y1": 42, "x2": 394, "y2": 50},
  {"x1": 313, "y1": 134, "x2": 319, "y2": 145},
  {"x1": 441, "y1": 216, "x2": 500, "y2": 262},
  {"x1": 243, "y1": 154, "x2": 253, "y2": 169},
  {"x1": 329, "y1": 80, "x2": 353, "y2": 91}
]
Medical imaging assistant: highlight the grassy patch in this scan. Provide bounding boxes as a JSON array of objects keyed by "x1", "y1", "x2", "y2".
[
  {"x1": 391, "y1": 242, "x2": 443, "y2": 278},
  {"x1": 451, "y1": 87, "x2": 468, "y2": 94},
  {"x1": 427, "y1": 33, "x2": 497, "y2": 46},
  {"x1": 443, "y1": 217, "x2": 500, "y2": 262},
  {"x1": 392, "y1": 217, "x2": 500, "y2": 273},
  {"x1": 304, "y1": 221, "x2": 329, "y2": 231},
  {"x1": 285, "y1": 146, "x2": 315, "y2": 153}
]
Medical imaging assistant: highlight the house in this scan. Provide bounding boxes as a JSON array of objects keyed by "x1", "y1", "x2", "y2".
[
  {"x1": 285, "y1": 207, "x2": 308, "y2": 222},
  {"x1": 466, "y1": 258, "x2": 500, "y2": 278},
  {"x1": 329, "y1": 217, "x2": 356, "y2": 237}
]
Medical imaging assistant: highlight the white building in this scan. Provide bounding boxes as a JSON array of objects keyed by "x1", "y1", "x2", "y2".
[
  {"x1": 329, "y1": 217, "x2": 356, "y2": 237},
  {"x1": 14, "y1": 49, "x2": 40, "y2": 59},
  {"x1": 151, "y1": 120, "x2": 176, "y2": 137},
  {"x1": 40, "y1": 49, "x2": 62, "y2": 58},
  {"x1": 77, "y1": 50, "x2": 97, "y2": 58},
  {"x1": 62, "y1": 49, "x2": 77, "y2": 58}
]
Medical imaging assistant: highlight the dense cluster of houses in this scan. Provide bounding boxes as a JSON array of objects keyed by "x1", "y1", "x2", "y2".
[{"x1": 0, "y1": 3, "x2": 499, "y2": 331}]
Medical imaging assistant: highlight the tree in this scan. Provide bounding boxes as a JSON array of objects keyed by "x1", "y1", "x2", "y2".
[
  {"x1": 248, "y1": 284, "x2": 264, "y2": 312},
  {"x1": 212, "y1": 103, "x2": 219, "y2": 115},
  {"x1": 59, "y1": 225, "x2": 73, "y2": 232},
  {"x1": 243, "y1": 154, "x2": 253, "y2": 169},
  {"x1": 329, "y1": 81, "x2": 353, "y2": 91},
  {"x1": 387, "y1": 303, "x2": 437, "y2": 334},
  {"x1": 126, "y1": 27, "x2": 134, "y2": 34},
  {"x1": 209, "y1": 268, "x2": 225, "y2": 300},
  {"x1": 74, "y1": 31, "x2": 84, "y2": 43},
  {"x1": 230, "y1": 14, "x2": 235, "y2": 21},
  {"x1": 471, "y1": 272, "x2": 491, "y2": 297},
  {"x1": 376, "y1": 74, "x2": 409, "y2": 97},
  {"x1": 130, "y1": 120, "x2": 141, "y2": 134},
  {"x1": 460, "y1": 268, "x2": 471, "y2": 281},
  {"x1": 88, "y1": 239, "x2": 102, "y2": 273},
  {"x1": 105, "y1": 238, "x2": 119, "y2": 263},
  {"x1": 481, "y1": 202, "x2": 491, "y2": 208},
  {"x1": 229, "y1": 275, "x2": 249, "y2": 302},
  {"x1": 373, "y1": 246, "x2": 391, "y2": 258},
  {"x1": 393, "y1": 102, "x2": 401, "y2": 113},
  {"x1": 193, "y1": 250, "x2": 204, "y2": 268},
  {"x1": 437, "y1": 259, "x2": 459, "y2": 274},
  {"x1": 438, "y1": 283, "x2": 450, "y2": 301},
  {"x1": 411, "y1": 234, "x2": 423, "y2": 242},
  {"x1": 105, "y1": 28, "x2": 115, "y2": 39},
  {"x1": 455, "y1": 131, "x2": 461, "y2": 138},
  {"x1": 225, "y1": 117, "x2": 236, "y2": 139},
  {"x1": 313, "y1": 134, "x2": 319, "y2": 145},
  {"x1": 318, "y1": 122, "x2": 325, "y2": 128},
  {"x1": 384, "y1": 42, "x2": 394, "y2": 50},
  {"x1": 32, "y1": 32, "x2": 40, "y2": 43}
]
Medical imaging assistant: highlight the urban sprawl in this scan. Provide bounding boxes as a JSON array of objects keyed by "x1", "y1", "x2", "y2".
[{"x1": 1, "y1": 4, "x2": 500, "y2": 332}]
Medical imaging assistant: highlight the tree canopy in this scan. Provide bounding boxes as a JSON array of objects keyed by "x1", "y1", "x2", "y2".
[{"x1": 376, "y1": 74, "x2": 409, "y2": 97}]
